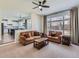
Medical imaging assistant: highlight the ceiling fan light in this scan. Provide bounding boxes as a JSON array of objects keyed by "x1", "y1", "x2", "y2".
[{"x1": 39, "y1": 6, "x2": 42, "y2": 9}]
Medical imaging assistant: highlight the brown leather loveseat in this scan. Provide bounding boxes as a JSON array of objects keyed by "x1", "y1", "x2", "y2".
[{"x1": 48, "y1": 31, "x2": 62, "y2": 44}]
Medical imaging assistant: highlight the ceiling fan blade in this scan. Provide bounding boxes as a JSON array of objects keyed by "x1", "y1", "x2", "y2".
[
  {"x1": 32, "y1": 6, "x2": 38, "y2": 9},
  {"x1": 42, "y1": 5, "x2": 50, "y2": 8},
  {"x1": 39, "y1": 1, "x2": 41, "y2": 5},
  {"x1": 32, "y1": 2, "x2": 38, "y2": 5},
  {"x1": 42, "y1": 0, "x2": 46, "y2": 4}
]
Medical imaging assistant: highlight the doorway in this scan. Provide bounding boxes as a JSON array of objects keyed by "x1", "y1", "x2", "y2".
[{"x1": 0, "y1": 22, "x2": 15, "y2": 45}]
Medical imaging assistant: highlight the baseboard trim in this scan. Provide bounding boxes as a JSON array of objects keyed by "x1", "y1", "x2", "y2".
[
  {"x1": 0, "y1": 42, "x2": 16, "y2": 47},
  {"x1": 72, "y1": 43, "x2": 79, "y2": 46}
]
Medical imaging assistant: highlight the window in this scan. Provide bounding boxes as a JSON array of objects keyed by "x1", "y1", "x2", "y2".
[
  {"x1": 47, "y1": 11, "x2": 70, "y2": 36},
  {"x1": 50, "y1": 16, "x2": 63, "y2": 31},
  {"x1": 63, "y1": 14, "x2": 70, "y2": 35}
]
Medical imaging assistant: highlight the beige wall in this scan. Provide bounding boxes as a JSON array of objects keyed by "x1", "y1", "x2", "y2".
[{"x1": 31, "y1": 13, "x2": 44, "y2": 32}]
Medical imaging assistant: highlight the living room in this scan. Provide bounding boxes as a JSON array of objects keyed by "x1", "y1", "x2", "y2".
[{"x1": 0, "y1": 0, "x2": 79, "y2": 58}]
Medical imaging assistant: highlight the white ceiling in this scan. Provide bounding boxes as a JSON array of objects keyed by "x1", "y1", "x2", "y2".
[
  {"x1": 0, "y1": 0, "x2": 79, "y2": 17},
  {"x1": 35, "y1": 0, "x2": 79, "y2": 15}
]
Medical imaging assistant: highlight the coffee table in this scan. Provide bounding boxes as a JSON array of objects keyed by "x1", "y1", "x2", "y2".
[{"x1": 33, "y1": 38, "x2": 49, "y2": 49}]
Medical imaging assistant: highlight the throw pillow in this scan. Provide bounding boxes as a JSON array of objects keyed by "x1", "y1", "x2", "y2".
[{"x1": 51, "y1": 32, "x2": 56, "y2": 36}]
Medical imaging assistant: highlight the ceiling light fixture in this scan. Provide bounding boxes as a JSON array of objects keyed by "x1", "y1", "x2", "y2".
[{"x1": 39, "y1": 6, "x2": 42, "y2": 9}]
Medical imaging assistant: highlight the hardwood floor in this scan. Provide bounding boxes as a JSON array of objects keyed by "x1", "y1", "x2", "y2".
[
  {"x1": 0, "y1": 33, "x2": 14, "y2": 44},
  {"x1": 0, "y1": 42, "x2": 79, "y2": 58}
]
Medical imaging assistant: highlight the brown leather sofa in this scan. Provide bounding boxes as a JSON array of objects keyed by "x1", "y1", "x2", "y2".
[
  {"x1": 48, "y1": 31, "x2": 62, "y2": 44},
  {"x1": 19, "y1": 31, "x2": 41, "y2": 46}
]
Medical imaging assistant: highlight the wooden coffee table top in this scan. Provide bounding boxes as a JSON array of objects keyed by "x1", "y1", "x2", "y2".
[{"x1": 34, "y1": 38, "x2": 48, "y2": 43}]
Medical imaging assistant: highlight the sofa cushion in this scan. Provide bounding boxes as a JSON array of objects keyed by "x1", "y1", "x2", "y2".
[
  {"x1": 25, "y1": 33, "x2": 30, "y2": 38},
  {"x1": 56, "y1": 32, "x2": 62, "y2": 36},
  {"x1": 20, "y1": 32, "x2": 26, "y2": 36},
  {"x1": 48, "y1": 36, "x2": 52, "y2": 38},
  {"x1": 51, "y1": 37, "x2": 58, "y2": 39},
  {"x1": 31, "y1": 31, "x2": 34, "y2": 36},
  {"x1": 34, "y1": 31, "x2": 40, "y2": 36},
  {"x1": 28, "y1": 33, "x2": 31, "y2": 37},
  {"x1": 51, "y1": 32, "x2": 56, "y2": 36}
]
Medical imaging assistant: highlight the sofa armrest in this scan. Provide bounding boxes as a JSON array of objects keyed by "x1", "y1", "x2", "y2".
[{"x1": 19, "y1": 36, "x2": 26, "y2": 40}]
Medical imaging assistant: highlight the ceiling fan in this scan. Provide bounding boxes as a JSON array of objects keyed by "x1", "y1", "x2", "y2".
[{"x1": 32, "y1": 0, "x2": 50, "y2": 11}]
